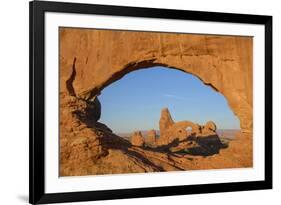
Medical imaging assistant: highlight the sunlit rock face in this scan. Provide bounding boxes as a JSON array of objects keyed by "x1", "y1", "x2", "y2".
[
  {"x1": 157, "y1": 108, "x2": 223, "y2": 154},
  {"x1": 60, "y1": 28, "x2": 252, "y2": 133},
  {"x1": 159, "y1": 108, "x2": 175, "y2": 137},
  {"x1": 158, "y1": 108, "x2": 199, "y2": 145},
  {"x1": 145, "y1": 130, "x2": 157, "y2": 146},
  {"x1": 131, "y1": 131, "x2": 145, "y2": 147}
]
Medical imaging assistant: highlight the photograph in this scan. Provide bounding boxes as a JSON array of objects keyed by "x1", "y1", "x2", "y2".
[
  {"x1": 28, "y1": 1, "x2": 273, "y2": 203},
  {"x1": 59, "y1": 28, "x2": 253, "y2": 176}
]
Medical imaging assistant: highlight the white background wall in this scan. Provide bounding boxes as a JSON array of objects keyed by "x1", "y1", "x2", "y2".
[{"x1": 0, "y1": 0, "x2": 279, "y2": 204}]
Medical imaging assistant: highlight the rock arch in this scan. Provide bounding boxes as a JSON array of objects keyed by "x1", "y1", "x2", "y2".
[{"x1": 60, "y1": 28, "x2": 253, "y2": 133}]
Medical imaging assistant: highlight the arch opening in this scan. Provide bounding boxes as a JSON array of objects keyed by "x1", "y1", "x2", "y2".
[{"x1": 97, "y1": 66, "x2": 240, "y2": 138}]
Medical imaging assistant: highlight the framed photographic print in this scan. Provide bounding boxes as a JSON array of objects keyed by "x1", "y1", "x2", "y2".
[{"x1": 29, "y1": 0, "x2": 272, "y2": 204}]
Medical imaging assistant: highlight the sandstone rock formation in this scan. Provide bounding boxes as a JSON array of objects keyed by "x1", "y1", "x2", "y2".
[
  {"x1": 159, "y1": 108, "x2": 174, "y2": 136},
  {"x1": 204, "y1": 121, "x2": 217, "y2": 132},
  {"x1": 156, "y1": 108, "x2": 228, "y2": 156},
  {"x1": 60, "y1": 28, "x2": 253, "y2": 134},
  {"x1": 59, "y1": 28, "x2": 253, "y2": 176},
  {"x1": 201, "y1": 121, "x2": 217, "y2": 135},
  {"x1": 74, "y1": 96, "x2": 101, "y2": 126},
  {"x1": 59, "y1": 94, "x2": 106, "y2": 176},
  {"x1": 158, "y1": 108, "x2": 200, "y2": 145},
  {"x1": 145, "y1": 129, "x2": 157, "y2": 146},
  {"x1": 131, "y1": 131, "x2": 145, "y2": 147}
]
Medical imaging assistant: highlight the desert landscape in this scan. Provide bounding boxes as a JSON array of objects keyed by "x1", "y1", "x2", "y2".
[{"x1": 59, "y1": 28, "x2": 253, "y2": 176}]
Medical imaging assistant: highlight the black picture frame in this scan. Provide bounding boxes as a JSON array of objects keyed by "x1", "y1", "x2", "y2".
[{"x1": 29, "y1": 0, "x2": 272, "y2": 204}]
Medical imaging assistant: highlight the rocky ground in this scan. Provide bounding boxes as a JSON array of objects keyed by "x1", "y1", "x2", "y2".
[{"x1": 59, "y1": 94, "x2": 252, "y2": 176}]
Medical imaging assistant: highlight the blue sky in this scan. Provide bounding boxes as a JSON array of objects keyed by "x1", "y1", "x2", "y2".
[{"x1": 99, "y1": 66, "x2": 240, "y2": 133}]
